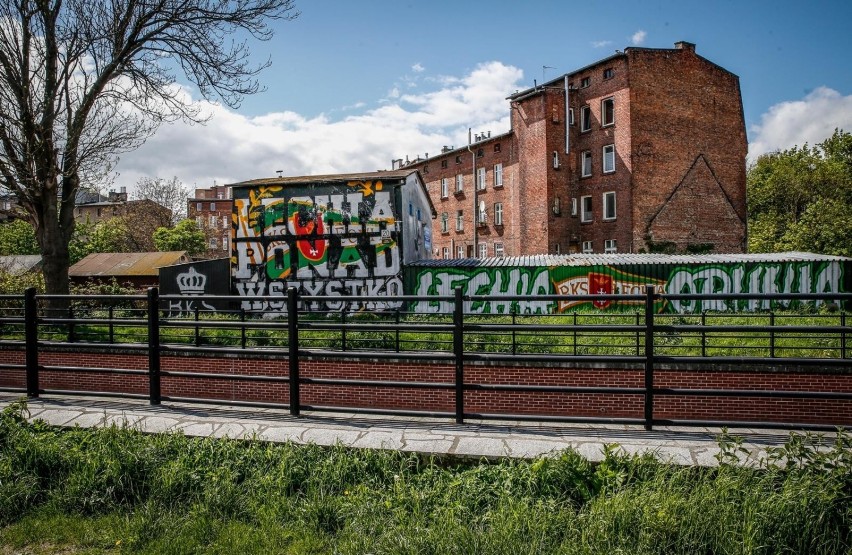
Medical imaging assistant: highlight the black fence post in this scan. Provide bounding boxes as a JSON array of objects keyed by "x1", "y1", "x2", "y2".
[
  {"x1": 24, "y1": 287, "x2": 39, "y2": 398},
  {"x1": 340, "y1": 307, "x2": 347, "y2": 352},
  {"x1": 287, "y1": 287, "x2": 300, "y2": 416},
  {"x1": 395, "y1": 309, "x2": 400, "y2": 353},
  {"x1": 67, "y1": 306, "x2": 75, "y2": 343},
  {"x1": 147, "y1": 287, "x2": 161, "y2": 405},
  {"x1": 453, "y1": 287, "x2": 464, "y2": 424},
  {"x1": 108, "y1": 305, "x2": 114, "y2": 344},
  {"x1": 240, "y1": 308, "x2": 246, "y2": 349},
  {"x1": 769, "y1": 311, "x2": 776, "y2": 358},
  {"x1": 643, "y1": 285, "x2": 655, "y2": 431},
  {"x1": 194, "y1": 305, "x2": 200, "y2": 347},
  {"x1": 842, "y1": 311, "x2": 847, "y2": 359}
]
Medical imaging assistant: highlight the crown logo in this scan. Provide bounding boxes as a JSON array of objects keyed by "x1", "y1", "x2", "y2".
[{"x1": 176, "y1": 267, "x2": 207, "y2": 295}]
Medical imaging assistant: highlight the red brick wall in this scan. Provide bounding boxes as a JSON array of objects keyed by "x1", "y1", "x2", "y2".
[
  {"x1": 2, "y1": 347, "x2": 850, "y2": 426},
  {"x1": 628, "y1": 44, "x2": 747, "y2": 253}
]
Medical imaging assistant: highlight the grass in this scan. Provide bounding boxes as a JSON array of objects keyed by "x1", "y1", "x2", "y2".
[
  {"x1": 0, "y1": 303, "x2": 848, "y2": 361},
  {"x1": 1, "y1": 399, "x2": 851, "y2": 554}
]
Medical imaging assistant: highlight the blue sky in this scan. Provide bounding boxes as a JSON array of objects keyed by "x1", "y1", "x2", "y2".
[{"x1": 115, "y1": 0, "x2": 852, "y2": 192}]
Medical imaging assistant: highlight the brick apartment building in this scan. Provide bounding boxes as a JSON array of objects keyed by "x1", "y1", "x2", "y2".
[
  {"x1": 400, "y1": 41, "x2": 747, "y2": 258},
  {"x1": 187, "y1": 184, "x2": 232, "y2": 258},
  {"x1": 73, "y1": 187, "x2": 171, "y2": 226}
]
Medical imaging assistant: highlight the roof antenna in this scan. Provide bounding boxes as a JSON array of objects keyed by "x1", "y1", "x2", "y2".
[
  {"x1": 276, "y1": 170, "x2": 283, "y2": 177},
  {"x1": 543, "y1": 65, "x2": 555, "y2": 83}
]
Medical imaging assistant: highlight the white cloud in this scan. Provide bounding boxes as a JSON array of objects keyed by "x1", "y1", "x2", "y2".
[
  {"x1": 748, "y1": 87, "x2": 852, "y2": 159},
  {"x1": 631, "y1": 30, "x2": 647, "y2": 45},
  {"x1": 113, "y1": 61, "x2": 524, "y2": 191},
  {"x1": 591, "y1": 40, "x2": 612, "y2": 49},
  {"x1": 411, "y1": 63, "x2": 425, "y2": 73}
]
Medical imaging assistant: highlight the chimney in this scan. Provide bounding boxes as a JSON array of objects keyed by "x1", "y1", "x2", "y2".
[{"x1": 674, "y1": 41, "x2": 695, "y2": 52}]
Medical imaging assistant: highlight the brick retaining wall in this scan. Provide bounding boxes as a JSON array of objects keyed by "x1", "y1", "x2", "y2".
[{"x1": 1, "y1": 347, "x2": 850, "y2": 425}]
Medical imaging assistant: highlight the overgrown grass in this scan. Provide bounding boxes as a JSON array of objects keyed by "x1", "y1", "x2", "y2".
[
  {"x1": 1, "y1": 399, "x2": 851, "y2": 553},
  {"x1": 1, "y1": 303, "x2": 847, "y2": 360}
]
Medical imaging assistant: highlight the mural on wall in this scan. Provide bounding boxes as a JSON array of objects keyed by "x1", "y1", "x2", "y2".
[
  {"x1": 232, "y1": 180, "x2": 408, "y2": 312},
  {"x1": 159, "y1": 259, "x2": 231, "y2": 317},
  {"x1": 410, "y1": 261, "x2": 847, "y2": 314}
]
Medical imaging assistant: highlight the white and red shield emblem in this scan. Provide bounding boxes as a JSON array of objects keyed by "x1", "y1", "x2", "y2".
[{"x1": 589, "y1": 272, "x2": 613, "y2": 309}]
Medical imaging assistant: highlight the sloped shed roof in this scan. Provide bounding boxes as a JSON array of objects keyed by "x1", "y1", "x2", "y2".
[{"x1": 69, "y1": 252, "x2": 189, "y2": 277}]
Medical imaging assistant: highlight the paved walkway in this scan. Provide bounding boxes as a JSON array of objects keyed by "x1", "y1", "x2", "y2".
[{"x1": 1, "y1": 393, "x2": 800, "y2": 466}]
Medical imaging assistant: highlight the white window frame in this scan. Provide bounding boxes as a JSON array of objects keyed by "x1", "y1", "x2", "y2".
[
  {"x1": 604, "y1": 239, "x2": 617, "y2": 253},
  {"x1": 602, "y1": 97, "x2": 615, "y2": 127},
  {"x1": 196, "y1": 203, "x2": 202, "y2": 212},
  {"x1": 568, "y1": 108, "x2": 575, "y2": 126},
  {"x1": 209, "y1": 214, "x2": 217, "y2": 227},
  {"x1": 478, "y1": 243, "x2": 487, "y2": 258},
  {"x1": 580, "y1": 105, "x2": 591, "y2": 132},
  {"x1": 210, "y1": 202, "x2": 216, "y2": 211},
  {"x1": 455, "y1": 174, "x2": 464, "y2": 193},
  {"x1": 208, "y1": 237, "x2": 217, "y2": 249},
  {"x1": 582, "y1": 241, "x2": 593, "y2": 254},
  {"x1": 581, "y1": 151, "x2": 592, "y2": 177},
  {"x1": 581, "y1": 195, "x2": 593, "y2": 223},
  {"x1": 441, "y1": 212, "x2": 449, "y2": 233},
  {"x1": 476, "y1": 167, "x2": 486, "y2": 190},
  {"x1": 457, "y1": 245, "x2": 465, "y2": 258},
  {"x1": 494, "y1": 242, "x2": 504, "y2": 258},
  {"x1": 442, "y1": 247, "x2": 450, "y2": 259},
  {"x1": 571, "y1": 198, "x2": 578, "y2": 217},
  {"x1": 222, "y1": 236, "x2": 229, "y2": 251},
  {"x1": 222, "y1": 215, "x2": 229, "y2": 229},
  {"x1": 493, "y1": 202, "x2": 503, "y2": 226},
  {"x1": 456, "y1": 210, "x2": 464, "y2": 231},
  {"x1": 603, "y1": 144, "x2": 615, "y2": 174},
  {"x1": 494, "y1": 163, "x2": 503, "y2": 187},
  {"x1": 440, "y1": 178, "x2": 448, "y2": 198},
  {"x1": 603, "y1": 191, "x2": 617, "y2": 221},
  {"x1": 196, "y1": 215, "x2": 204, "y2": 227},
  {"x1": 580, "y1": 77, "x2": 590, "y2": 88}
]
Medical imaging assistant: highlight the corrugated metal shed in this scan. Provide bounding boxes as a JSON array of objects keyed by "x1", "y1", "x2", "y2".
[
  {"x1": 409, "y1": 252, "x2": 851, "y2": 268},
  {"x1": 69, "y1": 252, "x2": 189, "y2": 277}
]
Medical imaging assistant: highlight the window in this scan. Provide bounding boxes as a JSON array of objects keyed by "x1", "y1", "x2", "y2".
[
  {"x1": 442, "y1": 247, "x2": 450, "y2": 259},
  {"x1": 581, "y1": 151, "x2": 592, "y2": 177},
  {"x1": 478, "y1": 204, "x2": 487, "y2": 224},
  {"x1": 494, "y1": 143, "x2": 501, "y2": 153},
  {"x1": 440, "y1": 178, "x2": 448, "y2": 198},
  {"x1": 580, "y1": 105, "x2": 591, "y2": 132},
  {"x1": 554, "y1": 243, "x2": 561, "y2": 254},
  {"x1": 603, "y1": 144, "x2": 615, "y2": 173},
  {"x1": 196, "y1": 216, "x2": 204, "y2": 227},
  {"x1": 210, "y1": 202, "x2": 216, "y2": 211},
  {"x1": 571, "y1": 197, "x2": 578, "y2": 217},
  {"x1": 222, "y1": 216, "x2": 229, "y2": 229},
  {"x1": 457, "y1": 245, "x2": 465, "y2": 258},
  {"x1": 222, "y1": 236, "x2": 229, "y2": 251},
  {"x1": 455, "y1": 174, "x2": 464, "y2": 193},
  {"x1": 568, "y1": 108, "x2": 575, "y2": 126},
  {"x1": 417, "y1": 208, "x2": 422, "y2": 221},
  {"x1": 603, "y1": 68, "x2": 614, "y2": 80},
  {"x1": 602, "y1": 97, "x2": 615, "y2": 126},
  {"x1": 604, "y1": 239, "x2": 617, "y2": 253},
  {"x1": 581, "y1": 195, "x2": 593, "y2": 222},
  {"x1": 494, "y1": 242, "x2": 505, "y2": 258},
  {"x1": 217, "y1": 193, "x2": 224, "y2": 200},
  {"x1": 478, "y1": 243, "x2": 487, "y2": 258},
  {"x1": 494, "y1": 163, "x2": 503, "y2": 187},
  {"x1": 441, "y1": 212, "x2": 449, "y2": 233},
  {"x1": 209, "y1": 215, "x2": 217, "y2": 227},
  {"x1": 455, "y1": 155, "x2": 462, "y2": 164},
  {"x1": 582, "y1": 241, "x2": 593, "y2": 253},
  {"x1": 196, "y1": 203, "x2": 202, "y2": 212},
  {"x1": 603, "y1": 191, "x2": 617, "y2": 220},
  {"x1": 477, "y1": 167, "x2": 486, "y2": 190},
  {"x1": 493, "y1": 202, "x2": 503, "y2": 226},
  {"x1": 408, "y1": 203, "x2": 413, "y2": 216},
  {"x1": 441, "y1": 160, "x2": 448, "y2": 168},
  {"x1": 476, "y1": 148, "x2": 484, "y2": 158},
  {"x1": 456, "y1": 210, "x2": 464, "y2": 231},
  {"x1": 208, "y1": 237, "x2": 217, "y2": 249},
  {"x1": 580, "y1": 76, "x2": 590, "y2": 88}
]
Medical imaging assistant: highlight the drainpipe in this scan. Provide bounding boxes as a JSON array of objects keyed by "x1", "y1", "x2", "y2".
[
  {"x1": 467, "y1": 128, "x2": 476, "y2": 258},
  {"x1": 564, "y1": 75, "x2": 570, "y2": 155}
]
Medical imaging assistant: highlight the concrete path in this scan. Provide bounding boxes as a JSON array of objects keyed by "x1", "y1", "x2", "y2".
[{"x1": 0, "y1": 393, "x2": 801, "y2": 466}]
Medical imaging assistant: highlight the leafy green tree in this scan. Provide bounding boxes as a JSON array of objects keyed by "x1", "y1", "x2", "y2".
[
  {"x1": 748, "y1": 129, "x2": 852, "y2": 257},
  {"x1": 0, "y1": 219, "x2": 39, "y2": 256},
  {"x1": 153, "y1": 219, "x2": 206, "y2": 256}
]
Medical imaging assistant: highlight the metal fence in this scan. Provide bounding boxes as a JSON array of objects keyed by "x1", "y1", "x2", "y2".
[{"x1": 1, "y1": 286, "x2": 850, "y2": 430}]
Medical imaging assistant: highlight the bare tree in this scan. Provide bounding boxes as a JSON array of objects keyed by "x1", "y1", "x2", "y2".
[
  {"x1": 0, "y1": 0, "x2": 298, "y2": 296},
  {"x1": 133, "y1": 176, "x2": 188, "y2": 225}
]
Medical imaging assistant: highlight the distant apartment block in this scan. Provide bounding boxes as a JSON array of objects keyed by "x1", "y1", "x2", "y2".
[
  {"x1": 187, "y1": 184, "x2": 232, "y2": 258},
  {"x1": 400, "y1": 41, "x2": 747, "y2": 258}
]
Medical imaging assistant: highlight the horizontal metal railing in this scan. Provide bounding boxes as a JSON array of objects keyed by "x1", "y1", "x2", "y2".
[{"x1": 0, "y1": 286, "x2": 849, "y2": 430}]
